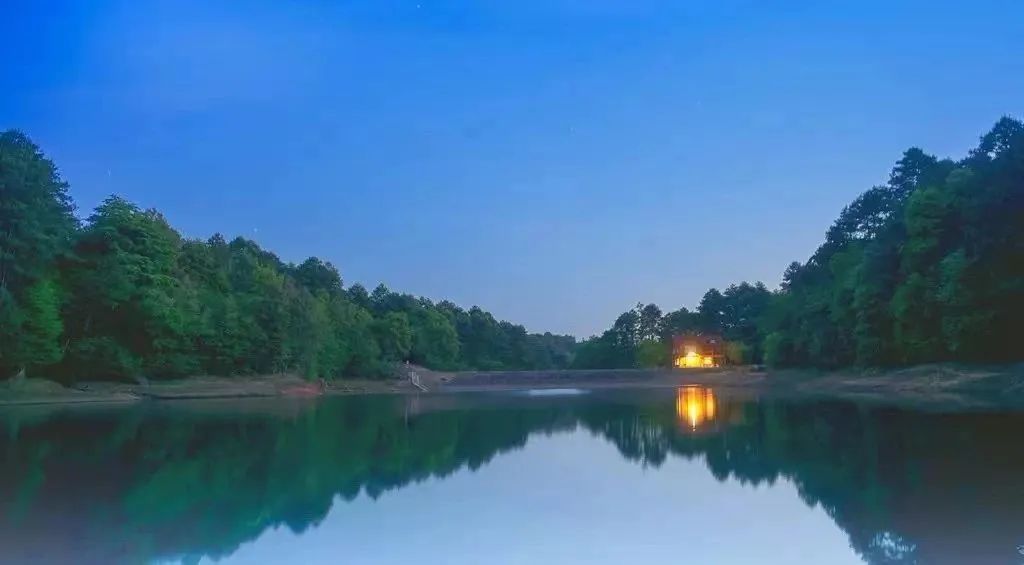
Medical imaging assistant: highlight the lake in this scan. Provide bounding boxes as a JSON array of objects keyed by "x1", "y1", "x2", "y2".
[{"x1": 1, "y1": 387, "x2": 1022, "y2": 564}]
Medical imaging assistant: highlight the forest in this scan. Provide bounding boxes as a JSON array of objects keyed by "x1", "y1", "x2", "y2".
[
  {"x1": 0, "y1": 130, "x2": 575, "y2": 382},
  {"x1": 3, "y1": 117, "x2": 1022, "y2": 381},
  {"x1": 574, "y1": 117, "x2": 1024, "y2": 369}
]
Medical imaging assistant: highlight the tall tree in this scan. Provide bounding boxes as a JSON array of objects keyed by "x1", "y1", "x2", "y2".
[
  {"x1": 62, "y1": 197, "x2": 195, "y2": 379},
  {"x1": 0, "y1": 131, "x2": 77, "y2": 378}
]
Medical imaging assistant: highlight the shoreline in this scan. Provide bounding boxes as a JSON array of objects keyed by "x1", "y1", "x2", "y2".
[
  {"x1": 438, "y1": 363, "x2": 1024, "y2": 409},
  {"x1": 2, "y1": 363, "x2": 1023, "y2": 410}
]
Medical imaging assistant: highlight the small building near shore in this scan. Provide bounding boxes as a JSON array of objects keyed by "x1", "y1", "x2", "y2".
[{"x1": 671, "y1": 333, "x2": 724, "y2": 368}]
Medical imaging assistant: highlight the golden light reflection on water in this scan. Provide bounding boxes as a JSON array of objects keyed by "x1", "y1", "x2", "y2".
[{"x1": 676, "y1": 387, "x2": 717, "y2": 430}]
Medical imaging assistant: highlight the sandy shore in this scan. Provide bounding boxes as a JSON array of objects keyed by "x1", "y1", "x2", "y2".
[{"x1": 2, "y1": 363, "x2": 1023, "y2": 409}]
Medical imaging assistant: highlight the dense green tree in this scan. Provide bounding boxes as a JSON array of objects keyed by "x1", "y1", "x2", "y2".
[
  {"x1": 717, "y1": 283, "x2": 772, "y2": 361},
  {"x1": 61, "y1": 197, "x2": 196, "y2": 379},
  {"x1": 409, "y1": 308, "x2": 460, "y2": 369},
  {"x1": 635, "y1": 339, "x2": 668, "y2": 368},
  {"x1": 762, "y1": 117, "x2": 1024, "y2": 368},
  {"x1": 660, "y1": 307, "x2": 698, "y2": 340},
  {"x1": 346, "y1": 283, "x2": 371, "y2": 310},
  {"x1": 570, "y1": 332, "x2": 621, "y2": 369},
  {"x1": 293, "y1": 257, "x2": 343, "y2": 295},
  {"x1": 585, "y1": 118, "x2": 1023, "y2": 370},
  {"x1": 373, "y1": 312, "x2": 413, "y2": 362},
  {"x1": 696, "y1": 289, "x2": 726, "y2": 332},
  {"x1": 0, "y1": 278, "x2": 64, "y2": 376},
  {"x1": 522, "y1": 332, "x2": 577, "y2": 369},
  {"x1": 0, "y1": 131, "x2": 77, "y2": 294},
  {"x1": 0, "y1": 130, "x2": 571, "y2": 382},
  {"x1": 637, "y1": 303, "x2": 663, "y2": 341},
  {"x1": 0, "y1": 131, "x2": 77, "y2": 378},
  {"x1": 5, "y1": 118, "x2": 1022, "y2": 380},
  {"x1": 16, "y1": 278, "x2": 65, "y2": 368}
]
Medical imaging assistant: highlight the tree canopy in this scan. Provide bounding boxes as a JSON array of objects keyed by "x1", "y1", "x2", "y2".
[
  {"x1": 4, "y1": 117, "x2": 1021, "y2": 377},
  {"x1": 0, "y1": 130, "x2": 574, "y2": 381},
  {"x1": 763, "y1": 117, "x2": 1024, "y2": 367},
  {"x1": 577, "y1": 118, "x2": 1024, "y2": 369}
]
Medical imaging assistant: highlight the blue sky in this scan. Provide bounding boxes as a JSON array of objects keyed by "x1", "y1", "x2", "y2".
[{"x1": 3, "y1": 0, "x2": 1022, "y2": 336}]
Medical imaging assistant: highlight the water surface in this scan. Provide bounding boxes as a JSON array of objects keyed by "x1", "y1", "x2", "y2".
[{"x1": 1, "y1": 387, "x2": 1022, "y2": 564}]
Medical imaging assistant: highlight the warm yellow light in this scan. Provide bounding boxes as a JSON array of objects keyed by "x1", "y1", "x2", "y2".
[
  {"x1": 675, "y1": 347, "x2": 716, "y2": 369},
  {"x1": 676, "y1": 387, "x2": 717, "y2": 430},
  {"x1": 687, "y1": 401, "x2": 700, "y2": 428},
  {"x1": 681, "y1": 351, "x2": 702, "y2": 368}
]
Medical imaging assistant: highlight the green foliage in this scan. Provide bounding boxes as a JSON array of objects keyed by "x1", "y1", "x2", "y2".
[
  {"x1": 572, "y1": 304, "x2": 647, "y2": 369},
  {"x1": 0, "y1": 131, "x2": 77, "y2": 378},
  {"x1": 576, "y1": 288, "x2": 773, "y2": 369},
  {"x1": 582, "y1": 117, "x2": 1024, "y2": 370},
  {"x1": 16, "y1": 279, "x2": 65, "y2": 370},
  {"x1": 373, "y1": 312, "x2": 413, "y2": 362},
  {"x1": 61, "y1": 197, "x2": 194, "y2": 380},
  {"x1": 0, "y1": 290, "x2": 24, "y2": 374},
  {"x1": 0, "y1": 131, "x2": 77, "y2": 295},
  {"x1": 522, "y1": 332, "x2": 577, "y2": 369},
  {"x1": 761, "y1": 332, "x2": 790, "y2": 368},
  {"x1": 5, "y1": 116, "x2": 1021, "y2": 378},
  {"x1": 571, "y1": 333, "x2": 621, "y2": 369},
  {"x1": 0, "y1": 129, "x2": 573, "y2": 382},
  {"x1": 410, "y1": 308, "x2": 460, "y2": 369},
  {"x1": 723, "y1": 341, "x2": 748, "y2": 365},
  {"x1": 431, "y1": 300, "x2": 575, "y2": 371},
  {"x1": 660, "y1": 307, "x2": 699, "y2": 338},
  {"x1": 635, "y1": 339, "x2": 668, "y2": 368},
  {"x1": 762, "y1": 117, "x2": 1024, "y2": 367},
  {"x1": 698, "y1": 282, "x2": 772, "y2": 360}
]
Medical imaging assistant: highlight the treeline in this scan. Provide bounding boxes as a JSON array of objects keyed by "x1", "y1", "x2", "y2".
[
  {"x1": 0, "y1": 130, "x2": 574, "y2": 381},
  {"x1": 572, "y1": 282, "x2": 772, "y2": 368},
  {"x1": 577, "y1": 118, "x2": 1024, "y2": 369},
  {"x1": 763, "y1": 117, "x2": 1024, "y2": 366}
]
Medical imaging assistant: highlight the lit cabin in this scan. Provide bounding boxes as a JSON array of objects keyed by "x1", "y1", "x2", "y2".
[{"x1": 671, "y1": 333, "x2": 724, "y2": 368}]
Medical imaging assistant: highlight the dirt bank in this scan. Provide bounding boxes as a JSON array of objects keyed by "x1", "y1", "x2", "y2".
[
  {"x1": 3, "y1": 363, "x2": 1023, "y2": 409},
  {"x1": 0, "y1": 374, "x2": 421, "y2": 406}
]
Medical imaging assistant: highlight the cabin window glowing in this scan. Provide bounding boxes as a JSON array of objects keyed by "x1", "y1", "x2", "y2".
[
  {"x1": 671, "y1": 334, "x2": 722, "y2": 369},
  {"x1": 681, "y1": 350, "x2": 702, "y2": 368},
  {"x1": 674, "y1": 351, "x2": 717, "y2": 368}
]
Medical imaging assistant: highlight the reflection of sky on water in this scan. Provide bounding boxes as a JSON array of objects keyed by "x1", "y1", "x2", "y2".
[
  {"x1": 210, "y1": 431, "x2": 860, "y2": 565},
  {"x1": 13, "y1": 390, "x2": 1022, "y2": 564},
  {"x1": 522, "y1": 388, "x2": 589, "y2": 396}
]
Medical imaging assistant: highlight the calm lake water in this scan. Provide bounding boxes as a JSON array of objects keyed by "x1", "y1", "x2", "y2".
[{"x1": 1, "y1": 387, "x2": 1023, "y2": 565}]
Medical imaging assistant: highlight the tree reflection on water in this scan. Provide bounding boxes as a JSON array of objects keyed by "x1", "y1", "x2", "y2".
[{"x1": 1, "y1": 391, "x2": 1023, "y2": 564}]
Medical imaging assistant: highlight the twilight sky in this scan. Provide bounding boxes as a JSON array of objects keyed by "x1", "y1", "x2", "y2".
[{"x1": 3, "y1": 0, "x2": 1022, "y2": 337}]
